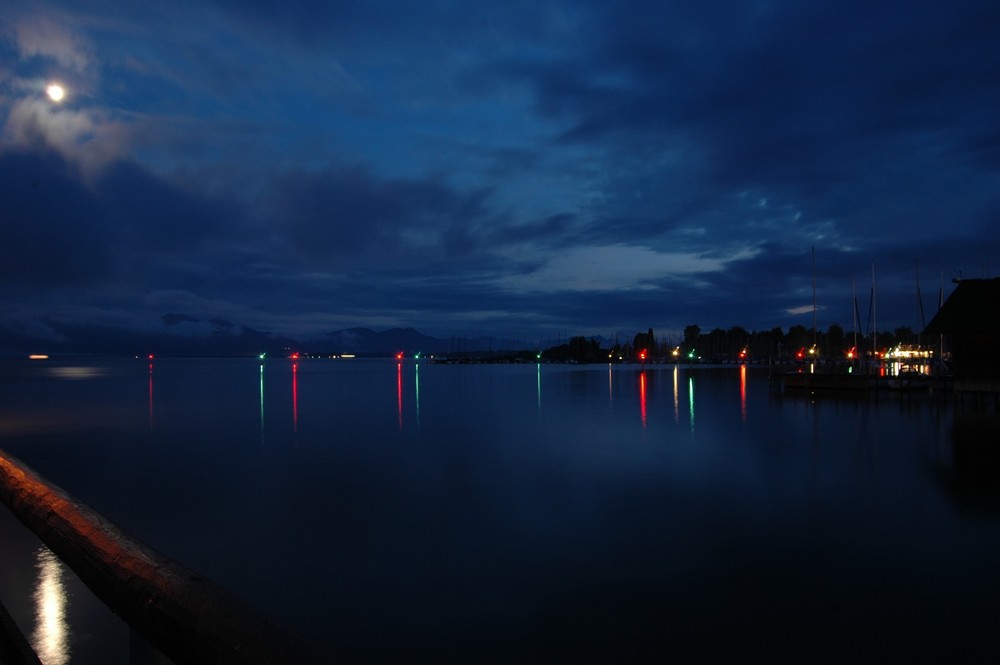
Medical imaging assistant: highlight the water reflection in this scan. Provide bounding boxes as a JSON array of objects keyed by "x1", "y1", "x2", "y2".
[
  {"x1": 33, "y1": 547, "x2": 69, "y2": 665},
  {"x1": 688, "y1": 376, "x2": 695, "y2": 431},
  {"x1": 414, "y1": 363, "x2": 421, "y2": 428},
  {"x1": 48, "y1": 366, "x2": 105, "y2": 380},
  {"x1": 292, "y1": 362, "x2": 298, "y2": 432},
  {"x1": 536, "y1": 363, "x2": 541, "y2": 412},
  {"x1": 148, "y1": 361, "x2": 154, "y2": 431},
  {"x1": 888, "y1": 361, "x2": 932, "y2": 377},
  {"x1": 740, "y1": 364, "x2": 747, "y2": 421},
  {"x1": 397, "y1": 362, "x2": 403, "y2": 429},
  {"x1": 639, "y1": 371, "x2": 647, "y2": 428},
  {"x1": 6, "y1": 360, "x2": 994, "y2": 662},
  {"x1": 673, "y1": 366, "x2": 679, "y2": 423},
  {"x1": 259, "y1": 362, "x2": 265, "y2": 444},
  {"x1": 947, "y1": 413, "x2": 1000, "y2": 509}
]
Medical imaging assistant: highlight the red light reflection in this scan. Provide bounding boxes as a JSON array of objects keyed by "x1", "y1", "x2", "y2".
[
  {"x1": 397, "y1": 362, "x2": 403, "y2": 428},
  {"x1": 739, "y1": 363, "x2": 747, "y2": 421},
  {"x1": 639, "y1": 371, "x2": 647, "y2": 428},
  {"x1": 148, "y1": 362, "x2": 154, "y2": 430},
  {"x1": 292, "y1": 362, "x2": 298, "y2": 432}
]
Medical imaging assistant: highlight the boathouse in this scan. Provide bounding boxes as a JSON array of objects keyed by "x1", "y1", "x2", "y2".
[{"x1": 924, "y1": 277, "x2": 1000, "y2": 389}]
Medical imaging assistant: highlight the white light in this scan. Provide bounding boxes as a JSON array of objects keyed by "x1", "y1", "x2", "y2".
[
  {"x1": 46, "y1": 84, "x2": 65, "y2": 102},
  {"x1": 33, "y1": 548, "x2": 69, "y2": 665}
]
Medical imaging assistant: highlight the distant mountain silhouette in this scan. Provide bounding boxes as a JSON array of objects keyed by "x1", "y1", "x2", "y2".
[
  {"x1": 0, "y1": 310, "x2": 556, "y2": 357},
  {"x1": 0, "y1": 315, "x2": 298, "y2": 357},
  {"x1": 0, "y1": 315, "x2": 512, "y2": 357},
  {"x1": 311, "y1": 327, "x2": 448, "y2": 355}
]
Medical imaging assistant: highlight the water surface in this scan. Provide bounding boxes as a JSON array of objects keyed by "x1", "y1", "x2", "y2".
[{"x1": 1, "y1": 358, "x2": 998, "y2": 663}]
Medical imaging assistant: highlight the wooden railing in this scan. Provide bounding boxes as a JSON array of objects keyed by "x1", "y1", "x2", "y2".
[{"x1": 0, "y1": 451, "x2": 335, "y2": 665}]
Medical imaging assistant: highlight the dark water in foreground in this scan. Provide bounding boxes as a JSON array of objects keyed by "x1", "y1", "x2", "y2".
[{"x1": 1, "y1": 358, "x2": 999, "y2": 663}]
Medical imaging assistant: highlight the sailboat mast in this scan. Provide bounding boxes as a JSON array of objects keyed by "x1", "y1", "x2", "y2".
[
  {"x1": 939, "y1": 271, "x2": 945, "y2": 373},
  {"x1": 915, "y1": 260, "x2": 926, "y2": 337},
  {"x1": 871, "y1": 262, "x2": 877, "y2": 359},
  {"x1": 852, "y1": 274, "x2": 858, "y2": 352},
  {"x1": 812, "y1": 247, "x2": 817, "y2": 350}
]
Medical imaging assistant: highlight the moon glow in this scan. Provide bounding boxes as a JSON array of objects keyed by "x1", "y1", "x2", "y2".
[{"x1": 46, "y1": 84, "x2": 66, "y2": 102}]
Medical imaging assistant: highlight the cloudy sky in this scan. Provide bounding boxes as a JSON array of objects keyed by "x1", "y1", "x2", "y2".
[{"x1": 2, "y1": 0, "x2": 998, "y2": 347}]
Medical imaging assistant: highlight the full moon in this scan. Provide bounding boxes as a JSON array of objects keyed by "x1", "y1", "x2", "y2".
[{"x1": 46, "y1": 84, "x2": 65, "y2": 102}]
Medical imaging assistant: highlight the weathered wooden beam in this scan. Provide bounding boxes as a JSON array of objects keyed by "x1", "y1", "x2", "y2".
[{"x1": 0, "y1": 450, "x2": 336, "y2": 665}]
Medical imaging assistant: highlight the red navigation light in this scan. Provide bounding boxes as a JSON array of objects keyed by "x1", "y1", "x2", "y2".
[
  {"x1": 148, "y1": 354, "x2": 154, "y2": 360},
  {"x1": 290, "y1": 352, "x2": 299, "y2": 360},
  {"x1": 639, "y1": 349, "x2": 647, "y2": 362},
  {"x1": 846, "y1": 347, "x2": 856, "y2": 359},
  {"x1": 795, "y1": 348, "x2": 805, "y2": 359},
  {"x1": 738, "y1": 350, "x2": 747, "y2": 359},
  {"x1": 396, "y1": 352, "x2": 404, "y2": 360}
]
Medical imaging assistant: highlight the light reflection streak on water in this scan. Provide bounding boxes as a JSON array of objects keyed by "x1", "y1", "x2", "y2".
[
  {"x1": 888, "y1": 361, "x2": 931, "y2": 377},
  {"x1": 608, "y1": 364, "x2": 613, "y2": 408},
  {"x1": 148, "y1": 362, "x2": 154, "y2": 431},
  {"x1": 259, "y1": 362, "x2": 265, "y2": 443},
  {"x1": 536, "y1": 363, "x2": 541, "y2": 412},
  {"x1": 414, "y1": 363, "x2": 420, "y2": 428},
  {"x1": 397, "y1": 362, "x2": 403, "y2": 429},
  {"x1": 292, "y1": 362, "x2": 298, "y2": 432},
  {"x1": 639, "y1": 371, "x2": 647, "y2": 429},
  {"x1": 688, "y1": 376, "x2": 695, "y2": 431},
  {"x1": 33, "y1": 547, "x2": 69, "y2": 665},
  {"x1": 673, "y1": 366, "x2": 679, "y2": 423},
  {"x1": 740, "y1": 364, "x2": 747, "y2": 422},
  {"x1": 48, "y1": 366, "x2": 105, "y2": 380}
]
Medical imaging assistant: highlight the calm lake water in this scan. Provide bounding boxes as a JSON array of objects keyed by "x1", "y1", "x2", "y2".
[{"x1": 1, "y1": 357, "x2": 999, "y2": 664}]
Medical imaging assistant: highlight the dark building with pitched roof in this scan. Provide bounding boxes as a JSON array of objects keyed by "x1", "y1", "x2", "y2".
[{"x1": 924, "y1": 277, "x2": 1000, "y2": 382}]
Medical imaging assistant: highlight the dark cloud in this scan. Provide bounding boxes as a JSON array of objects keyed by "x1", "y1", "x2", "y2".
[
  {"x1": 968, "y1": 131, "x2": 1000, "y2": 171},
  {"x1": 204, "y1": 0, "x2": 549, "y2": 53},
  {"x1": 527, "y1": 1, "x2": 1000, "y2": 201},
  {"x1": 162, "y1": 313, "x2": 198, "y2": 326},
  {"x1": 95, "y1": 161, "x2": 232, "y2": 250},
  {"x1": 0, "y1": 150, "x2": 111, "y2": 287},
  {"x1": 0, "y1": 146, "x2": 249, "y2": 290},
  {"x1": 269, "y1": 165, "x2": 495, "y2": 264}
]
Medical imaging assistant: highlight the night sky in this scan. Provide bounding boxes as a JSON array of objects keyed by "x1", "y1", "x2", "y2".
[{"x1": 3, "y1": 1, "x2": 999, "y2": 348}]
